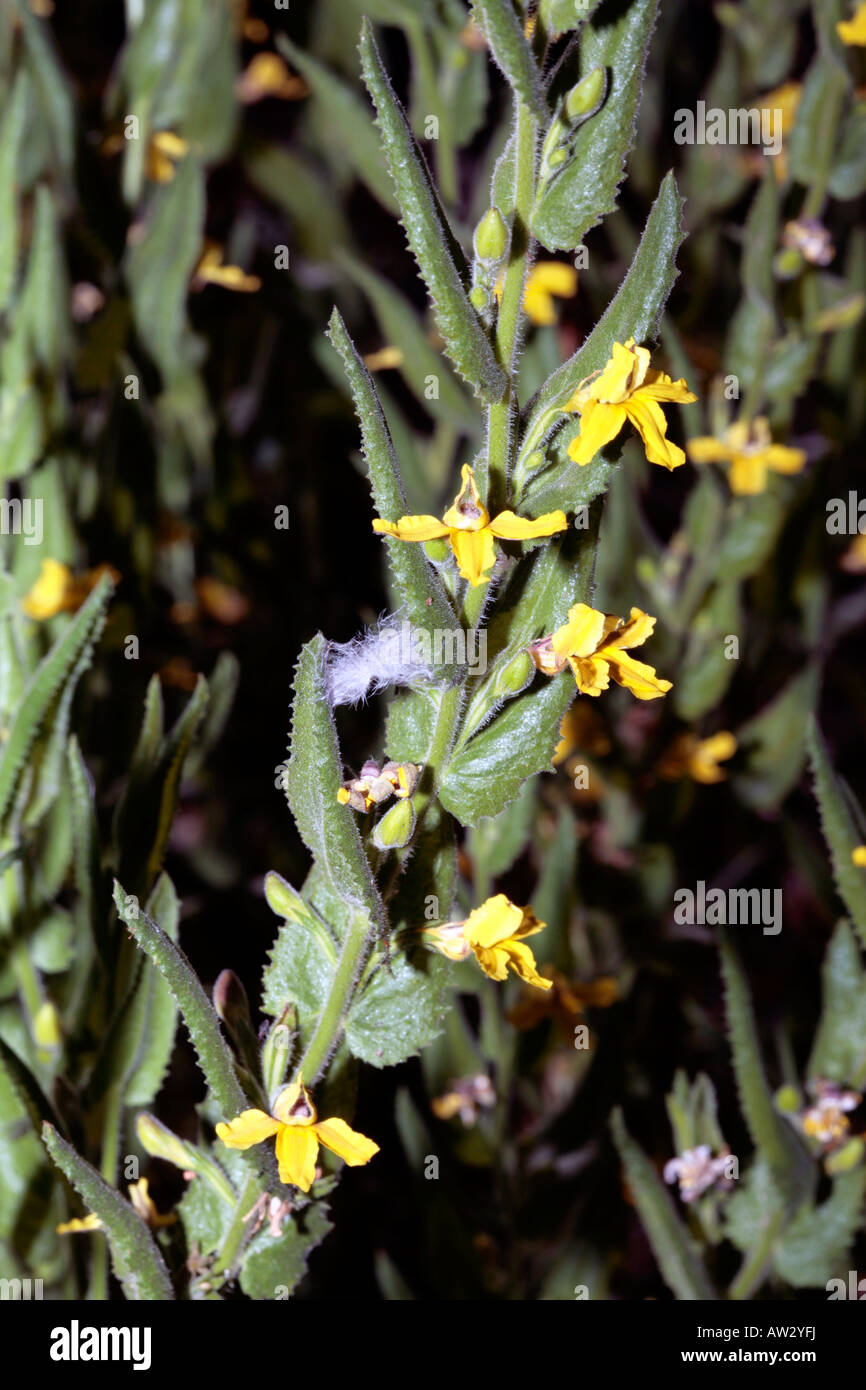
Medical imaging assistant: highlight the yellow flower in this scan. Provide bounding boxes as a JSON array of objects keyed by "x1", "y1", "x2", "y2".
[
  {"x1": 531, "y1": 603, "x2": 672, "y2": 700},
  {"x1": 363, "y1": 345, "x2": 405, "y2": 371},
  {"x1": 57, "y1": 1213, "x2": 103, "y2": 1235},
  {"x1": 128, "y1": 1178, "x2": 176, "y2": 1228},
  {"x1": 372, "y1": 463, "x2": 567, "y2": 587},
  {"x1": 658, "y1": 731, "x2": 737, "y2": 784},
  {"x1": 237, "y1": 52, "x2": 307, "y2": 103},
  {"x1": 22, "y1": 560, "x2": 119, "y2": 620},
  {"x1": 57, "y1": 1178, "x2": 174, "y2": 1235},
  {"x1": 553, "y1": 702, "x2": 611, "y2": 763},
  {"x1": 838, "y1": 2, "x2": 866, "y2": 43},
  {"x1": 852, "y1": 846, "x2": 866, "y2": 867},
  {"x1": 423, "y1": 893, "x2": 552, "y2": 990},
  {"x1": 146, "y1": 130, "x2": 188, "y2": 183},
  {"x1": 522, "y1": 261, "x2": 578, "y2": 326},
  {"x1": 561, "y1": 338, "x2": 696, "y2": 470},
  {"x1": 216, "y1": 1077, "x2": 379, "y2": 1192},
  {"x1": 194, "y1": 242, "x2": 261, "y2": 293},
  {"x1": 687, "y1": 417, "x2": 806, "y2": 495},
  {"x1": 758, "y1": 81, "x2": 802, "y2": 139}
]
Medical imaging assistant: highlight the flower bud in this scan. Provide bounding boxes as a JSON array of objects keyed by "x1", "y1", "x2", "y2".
[
  {"x1": 261, "y1": 1012, "x2": 295, "y2": 1097},
  {"x1": 774, "y1": 1083, "x2": 802, "y2": 1113},
  {"x1": 473, "y1": 206, "x2": 508, "y2": 265},
  {"x1": 372, "y1": 796, "x2": 416, "y2": 849},
  {"x1": 213, "y1": 969, "x2": 250, "y2": 1028},
  {"x1": 34, "y1": 1000, "x2": 62, "y2": 1048},
  {"x1": 565, "y1": 67, "x2": 606, "y2": 122},
  {"x1": 469, "y1": 284, "x2": 490, "y2": 312},
  {"x1": 136, "y1": 1113, "x2": 237, "y2": 1207},
  {"x1": 423, "y1": 537, "x2": 451, "y2": 563},
  {"x1": 493, "y1": 650, "x2": 534, "y2": 698},
  {"x1": 824, "y1": 1137, "x2": 865, "y2": 1175}
]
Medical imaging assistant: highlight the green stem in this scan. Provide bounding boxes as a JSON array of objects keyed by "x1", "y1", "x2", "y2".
[
  {"x1": 728, "y1": 1208, "x2": 785, "y2": 1300},
  {"x1": 210, "y1": 1172, "x2": 261, "y2": 1279},
  {"x1": 88, "y1": 1082, "x2": 123, "y2": 1300},
  {"x1": 487, "y1": 99, "x2": 538, "y2": 508},
  {"x1": 298, "y1": 908, "x2": 378, "y2": 1085}
]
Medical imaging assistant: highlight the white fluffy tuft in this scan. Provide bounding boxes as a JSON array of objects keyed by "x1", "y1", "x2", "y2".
[{"x1": 324, "y1": 614, "x2": 432, "y2": 708}]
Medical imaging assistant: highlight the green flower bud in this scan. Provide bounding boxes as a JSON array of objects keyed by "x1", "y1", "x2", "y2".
[
  {"x1": 469, "y1": 284, "x2": 491, "y2": 312},
  {"x1": 423, "y1": 537, "x2": 450, "y2": 563},
  {"x1": 494, "y1": 650, "x2": 534, "y2": 698},
  {"x1": 261, "y1": 1011, "x2": 296, "y2": 1097},
  {"x1": 372, "y1": 796, "x2": 416, "y2": 850},
  {"x1": 136, "y1": 1113, "x2": 237, "y2": 1207},
  {"x1": 565, "y1": 67, "x2": 606, "y2": 122},
  {"x1": 548, "y1": 148, "x2": 568, "y2": 168},
  {"x1": 824, "y1": 1137, "x2": 864, "y2": 1175},
  {"x1": 774, "y1": 1083, "x2": 802, "y2": 1113},
  {"x1": 773, "y1": 246, "x2": 804, "y2": 280},
  {"x1": 34, "y1": 1001, "x2": 62, "y2": 1048},
  {"x1": 473, "y1": 206, "x2": 508, "y2": 264}
]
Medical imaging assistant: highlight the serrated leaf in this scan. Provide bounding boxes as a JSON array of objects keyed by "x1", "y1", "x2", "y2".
[
  {"x1": 734, "y1": 665, "x2": 819, "y2": 813},
  {"x1": 773, "y1": 1169, "x2": 866, "y2": 1288},
  {"x1": 43, "y1": 1123, "x2": 173, "y2": 1300},
  {"x1": 807, "y1": 719, "x2": 866, "y2": 948},
  {"x1": 239, "y1": 1202, "x2": 333, "y2": 1300},
  {"x1": 531, "y1": 0, "x2": 658, "y2": 253},
  {"x1": 719, "y1": 933, "x2": 814, "y2": 1212},
  {"x1": 124, "y1": 874, "x2": 180, "y2": 1106},
  {"x1": 808, "y1": 921, "x2": 866, "y2": 1089},
  {"x1": 358, "y1": 19, "x2": 506, "y2": 402},
  {"x1": 286, "y1": 634, "x2": 385, "y2": 941},
  {"x1": 0, "y1": 572, "x2": 114, "y2": 833},
  {"x1": 610, "y1": 1107, "x2": 717, "y2": 1299},
  {"x1": 518, "y1": 171, "x2": 685, "y2": 504},
  {"x1": 326, "y1": 309, "x2": 457, "y2": 650},
  {"x1": 346, "y1": 945, "x2": 449, "y2": 1067},
  {"x1": 261, "y1": 872, "x2": 336, "y2": 1027}
]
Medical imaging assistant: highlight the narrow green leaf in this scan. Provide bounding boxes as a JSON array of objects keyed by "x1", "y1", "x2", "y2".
[
  {"x1": 807, "y1": 718, "x2": 866, "y2": 948},
  {"x1": 0, "y1": 572, "x2": 114, "y2": 831},
  {"x1": 42, "y1": 1123, "x2": 174, "y2": 1301},
  {"x1": 326, "y1": 307, "x2": 457, "y2": 648},
  {"x1": 719, "y1": 933, "x2": 813, "y2": 1212},
  {"x1": 286, "y1": 635, "x2": 385, "y2": 940},
  {"x1": 610, "y1": 1108, "x2": 718, "y2": 1299},
  {"x1": 808, "y1": 920, "x2": 866, "y2": 1088},
  {"x1": 358, "y1": 19, "x2": 507, "y2": 402},
  {"x1": 112, "y1": 881, "x2": 247, "y2": 1122}
]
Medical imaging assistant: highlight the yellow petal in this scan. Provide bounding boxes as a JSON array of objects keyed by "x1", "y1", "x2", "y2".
[
  {"x1": 567, "y1": 399, "x2": 628, "y2": 465},
  {"x1": 314, "y1": 1117, "x2": 380, "y2": 1167},
  {"x1": 602, "y1": 607, "x2": 657, "y2": 652},
  {"x1": 464, "y1": 894, "x2": 526, "y2": 950},
  {"x1": 372, "y1": 515, "x2": 449, "y2": 542},
  {"x1": 488, "y1": 508, "x2": 568, "y2": 540},
  {"x1": 22, "y1": 559, "x2": 74, "y2": 620},
  {"x1": 624, "y1": 396, "x2": 685, "y2": 470},
  {"x1": 442, "y1": 464, "x2": 490, "y2": 530},
  {"x1": 687, "y1": 435, "x2": 732, "y2": 465},
  {"x1": 215, "y1": 1108, "x2": 281, "y2": 1149},
  {"x1": 639, "y1": 369, "x2": 698, "y2": 404},
  {"x1": 275, "y1": 1124, "x2": 319, "y2": 1191},
  {"x1": 605, "y1": 649, "x2": 672, "y2": 700},
  {"x1": 551, "y1": 602, "x2": 607, "y2": 660},
  {"x1": 590, "y1": 340, "x2": 644, "y2": 401},
  {"x1": 472, "y1": 943, "x2": 511, "y2": 981},
  {"x1": 272, "y1": 1077, "x2": 317, "y2": 1125},
  {"x1": 764, "y1": 444, "x2": 806, "y2": 476},
  {"x1": 728, "y1": 454, "x2": 767, "y2": 495},
  {"x1": 852, "y1": 846, "x2": 866, "y2": 866},
  {"x1": 570, "y1": 653, "x2": 611, "y2": 696},
  {"x1": 503, "y1": 939, "x2": 553, "y2": 990},
  {"x1": 838, "y1": 4, "x2": 866, "y2": 44},
  {"x1": 449, "y1": 526, "x2": 496, "y2": 586},
  {"x1": 57, "y1": 1214, "x2": 103, "y2": 1235},
  {"x1": 527, "y1": 262, "x2": 579, "y2": 297}
]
